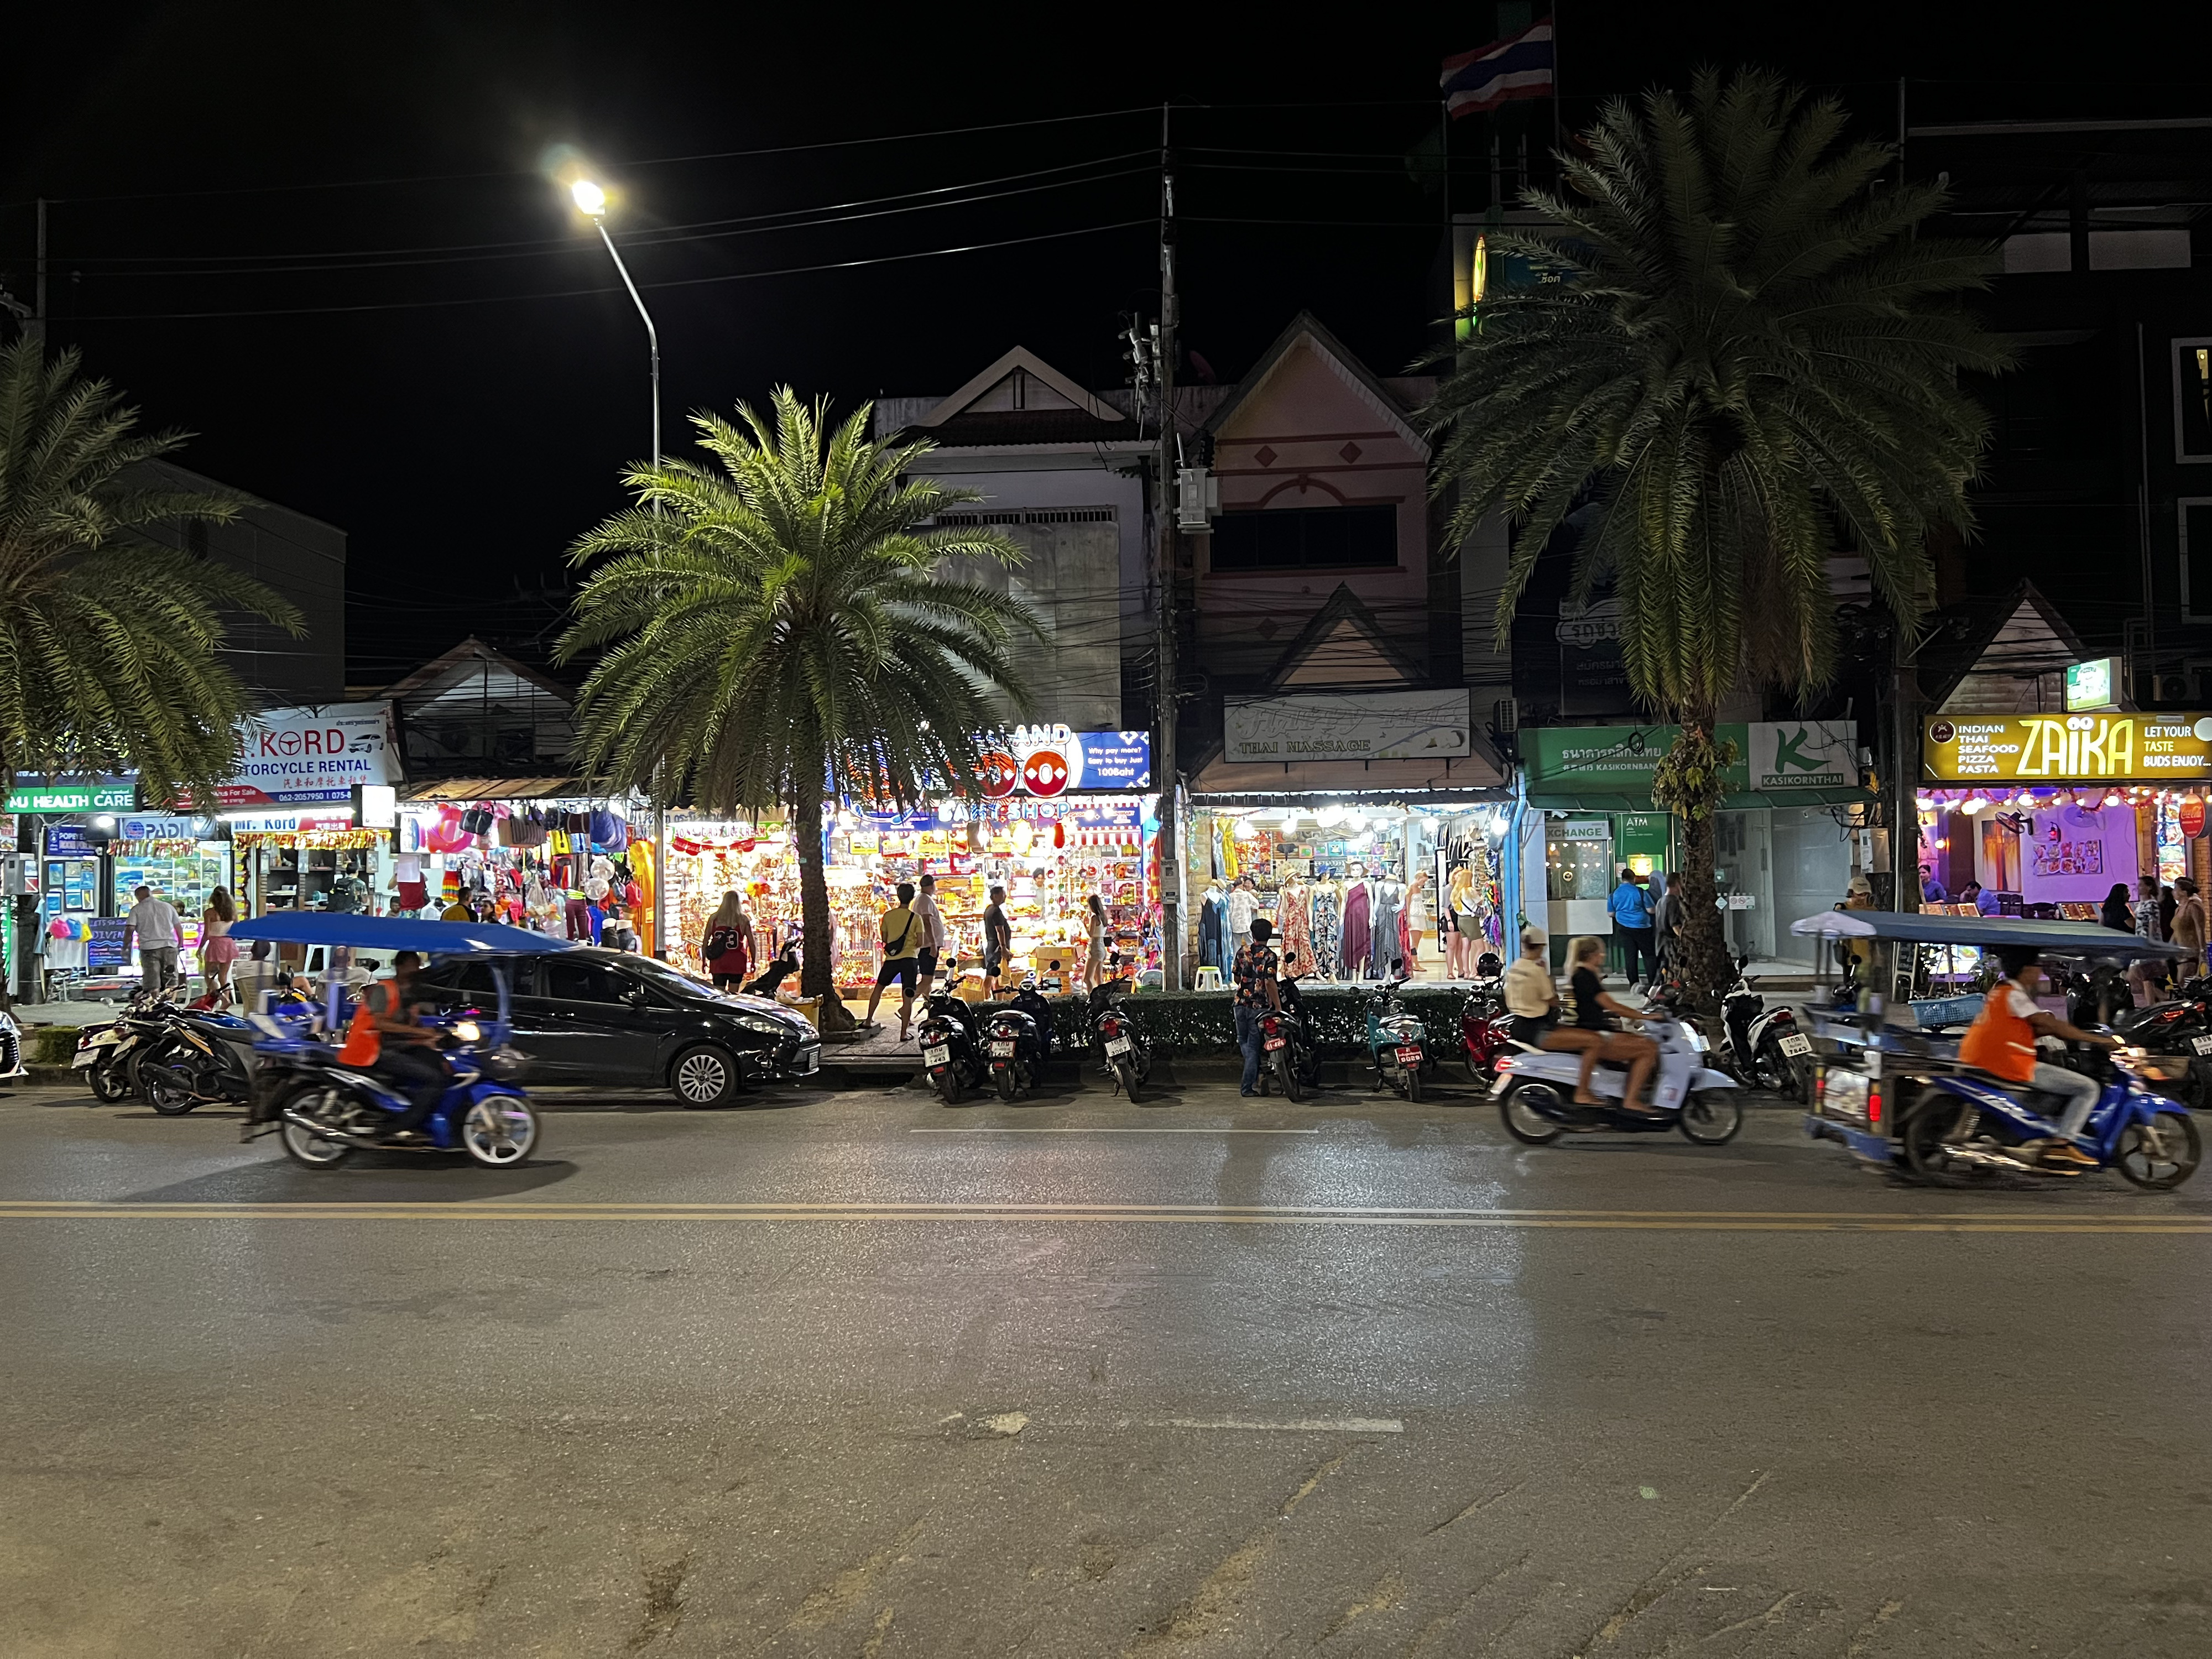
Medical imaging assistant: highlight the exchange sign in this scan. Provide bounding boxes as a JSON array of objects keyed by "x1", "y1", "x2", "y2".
[{"x1": 1923, "y1": 714, "x2": 2212, "y2": 782}]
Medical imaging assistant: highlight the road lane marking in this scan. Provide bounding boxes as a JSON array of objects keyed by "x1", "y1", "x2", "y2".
[
  {"x1": 1129, "y1": 1417, "x2": 1405, "y2": 1433},
  {"x1": 908, "y1": 1126, "x2": 1322, "y2": 1135},
  {"x1": 0, "y1": 1199, "x2": 2203, "y2": 1234}
]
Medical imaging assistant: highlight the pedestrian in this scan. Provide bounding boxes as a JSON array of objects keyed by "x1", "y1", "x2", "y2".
[
  {"x1": 1841, "y1": 873, "x2": 1879, "y2": 982},
  {"x1": 744, "y1": 941, "x2": 800, "y2": 999},
  {"x1": 2161, "y1": 883, "x2": 2179, "y2": 940},
  {"x1": 1084, "y1": 893, "x2": 1108, "y2": 990},
  {"x1": 703, "y1": 891, "x2": 753, "y2": 990},
  {"x1": 123, "y1": 884, "x2": 183, "y2": 995},
  {"x1": 440, "y1": 882, "x2": 473, "y2": 922},
  {"x1": 200, "y1": 885, "x2": 238, "y2": 1000},
  {"x1": 1608, "y1": 867, "x2": 1656, "y2": 990},
  {"x1": 914, "y1": 873, "x2": 950, "y2": 997},
  {"x1": 1232, "y1": 915, "x2": 1283, "y2": 1098},
  {"x1": 862, "y1": 881, "x2": 925, "y2": 1041},
  {"x1": 1401, "y1": 872, "x2": 1431, "y2": 977},
  {"x1": 2100, "y1": 882, "x2": 2133, "y2": 933},
  {"x1": 2131, "y1": 874, "x2": 2168, "y2": 1002},
  {"x1": 1648, "y1": 872, "x2": 1680, "y2": 980},
  {"x1": 2171, "y1": 877, "x2": 2207, "y2": 984},
  {"x1": 983, "y1": 884, "x2": 1013, "y2": 994},
  {"x1": 1446, "y1": 866, "x2": 1479, "y2": 978}
]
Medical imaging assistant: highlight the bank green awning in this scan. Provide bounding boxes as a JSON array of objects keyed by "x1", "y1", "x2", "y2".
[{"x1": 1526, "y1": 787, "x2": 1872, "y2": 813}]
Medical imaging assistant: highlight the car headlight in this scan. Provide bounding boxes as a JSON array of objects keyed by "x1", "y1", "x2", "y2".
[{"x1": 732, "y1": 1013, "x2": 791, "y2": 1038}]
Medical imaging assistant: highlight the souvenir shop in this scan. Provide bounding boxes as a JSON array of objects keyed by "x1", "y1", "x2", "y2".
[
  {"x1": 28, "y1": 808, "x2": 234, "y2": 992},
  {"x1": 393, "y1": 796, "x2": 654, "y2": 952},
  {"x1": 662, "y1": 794, "x2": 1162, "y2": 996},
  {"x1": 229, "y1": 808, "x2": 382, "y2": 921},
  {"x1": 1186, "y1": 800, "x2": 1512, "y2": 984}
]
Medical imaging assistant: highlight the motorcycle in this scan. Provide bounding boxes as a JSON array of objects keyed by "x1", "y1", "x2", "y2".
[
  {"x1": 72, "y1": 984, "x2": 177, "y2": 1103},
  {"x1": 2106, "y1": 981, "x2": 2212, "y2": 1106},
  {"x1": 1091, "y1": 972, "x2": 1154, "y2": 1103},
  {"x1": 1491, "y1": 1009, "x2": 1744, "y2": 1145},
  {"x1": 984, "y1": 981, "x2": 1056, "y2": 1102},
  {"x1": 1363, "y1": 969, "x2": 1434, "y2": 1102},
  {"x1": 1457, "y1": 973, "x2": 1514, "y2": 1085},
  {"x1": 1715, "y1": 957, "x2": 1813, "y2": 1100},
  {"x1": 134, "y1": 1003, "x2": 262, "y2": 1114},
  {"x1": 1892, "y1": 1042, "x2": 2200, "y2": 1188},
  {"x1": 917, "y1": 984, "x2": 989, "y2": 1105},
  {"x1": 1255, "y1": 953, "x2": 1319, "y2": 1102}
]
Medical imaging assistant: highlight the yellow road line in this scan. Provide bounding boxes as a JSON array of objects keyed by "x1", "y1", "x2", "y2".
[{"x1": 0, "y1": 1200, "x2": 2201, "y2": 1234}]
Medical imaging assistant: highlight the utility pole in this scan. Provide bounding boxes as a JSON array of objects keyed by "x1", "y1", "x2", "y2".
[
  {"x1": 30, "y1": 199, "x2": 46, "y2": 348},
  {"x1": 1154, "y1": 103, "x2": 1183, "y2": 991}
]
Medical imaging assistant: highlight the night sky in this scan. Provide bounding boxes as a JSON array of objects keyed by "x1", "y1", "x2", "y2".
[{"x1": 6, "y1": 2, "x2": 2207, "y2": 684}]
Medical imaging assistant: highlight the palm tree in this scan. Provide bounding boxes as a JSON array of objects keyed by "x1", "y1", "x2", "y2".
[
  {"x1": 1426, "y1": 68, "x2": 2011, "y2": 995},
  {"x1": 559, "y1": 388, "x2": 1042, "y2": 1024},
  {"x1": 0, "y1": 337, "x2": 302, "y2": 807}
]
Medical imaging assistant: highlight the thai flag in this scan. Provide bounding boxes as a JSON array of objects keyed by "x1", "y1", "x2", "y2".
[{"x1": 1441, "y1": 20, "x2": 1555, "y2": 118}]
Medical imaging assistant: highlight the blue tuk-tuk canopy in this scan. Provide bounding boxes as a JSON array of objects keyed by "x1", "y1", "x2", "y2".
[
  {"x1": 227, "y1": 914, "x2": 583, "y2": 955},
  {"x1": 1788, "y1": 910, "x2": 2184, "y2": 960}
]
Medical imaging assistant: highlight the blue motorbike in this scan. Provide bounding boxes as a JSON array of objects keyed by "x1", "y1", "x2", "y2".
[
  {"x1": 231, "y1": 914, "x2": 564, "y2": 1172},
  {"x1": 1362, "y1": 972, "x2": 1434, "y2": 1102},
  {"x1": 1896, "y1": 1044, "x2": 2201, "y2": 1189}
]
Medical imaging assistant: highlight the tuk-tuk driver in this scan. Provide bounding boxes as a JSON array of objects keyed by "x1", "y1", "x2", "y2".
[
  {"x1": 1958, "y1": 946, "x2": 2119, "y2": 1169},
  {"x1": 340, "y1": 950, "x2": 452, "y2": 1137}
]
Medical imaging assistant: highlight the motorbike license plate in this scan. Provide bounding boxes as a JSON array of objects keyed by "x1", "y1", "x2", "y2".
[
  {"x1": 1778, "y1": 1034, "x2": 1812, "y2": 1058},
  {"x1": 2193, "y1": 1035, "x2": 2212, "y2": 1056},
  {"x1": 924, "y1": 1044, "x2": 950, "y2": 1066},
  {"x1": 1394, "y1": 1046, "x2": 1423, "y2": 1068},
  {"x1": 1263, "y1": 1037, "x2": 1286, "y2": 1051},
  {"x1": 992, "y1": 1041, "x2": 1018, "y2": 1057},
  {"x1": 72, "y1": 1050, "x2": 96, "y2": 1068},
  {"x1": 1104, "y1": 1037, "x2": 1133, "y2": 1057}
]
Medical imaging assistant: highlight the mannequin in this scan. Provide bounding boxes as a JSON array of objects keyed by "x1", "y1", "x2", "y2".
[
  {"x1": 1198, "y1": 884, "x2": 1228, "y2": 973},
  {"x1": 1308, "y1": 879, "x2": 1342, "y2": 979},
  {"x1": 1368, "y1": 870, "x2": 1404, "y2": 978},
  {"x1": 1278, "y1": 878, "x2": 1313, "y2": 972},
  {"x1": 1339, "y1": 864, "x2": 1372, "y2": 983}
]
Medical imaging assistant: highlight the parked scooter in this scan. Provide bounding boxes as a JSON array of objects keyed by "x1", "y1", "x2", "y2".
[
  {"x1": 1491, "y1": 1006, "x2": 1743, "y2": 1144},
  {"x1": 917, "y1": 983, "x2": 989, "y2": 1105},
  {"x1": 1363, "y1": 968, "x2": 1434, "y2": 1101},
  {"x1": 1458, "y1": 973, "x2": 1514, "y2": 1085},
  {"x1": 1255, "y1": 952, "x2": 1320, "y2": 1101},
  {"x1": 1091, "y1": 969, "x2": 1154, "y2": 1102},
  {"x1": 72, "y1": 984, "x2": 177, "y2": 1103},
  {"x1": 985, "y1": 981, "x2": 1056, "y2": 1101},
  {"x1": 2107, "y1": 980, "x2": 2212, "y2": 1106},
  {"x1": 134, "y1": 1002, "x2": 263, "y2": 1114},
  {"x1": 1714, "y1": 956, "x2": 1812, "y2": 1100}
]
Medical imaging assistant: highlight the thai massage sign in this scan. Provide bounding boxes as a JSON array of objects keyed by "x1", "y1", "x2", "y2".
[{"x1": 1923, "y1": 714, "x2": 2212, "y2": 782}]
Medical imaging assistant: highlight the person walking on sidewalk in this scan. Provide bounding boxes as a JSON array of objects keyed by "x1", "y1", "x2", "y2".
[
  {"x1": 862, "y1": 883, "x2": 925, "y2": 1042},
  {"x1": 1608, "y1": 868, "x2": 1656, "y2": 990},
  {"x1": 123, "y1": 885, "x2": 183, "y2": 995},
  {"x1": 914, "y1": 873, "x2": 950, "y2": 998}
]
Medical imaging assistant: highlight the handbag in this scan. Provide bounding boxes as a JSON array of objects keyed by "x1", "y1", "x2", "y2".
[{"x1": 460, "y1": 806, "x2": 494, "y2": 838}]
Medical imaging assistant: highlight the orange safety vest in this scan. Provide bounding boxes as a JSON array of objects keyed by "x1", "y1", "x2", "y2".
[
  {"x1": 1958, "y1": 983, "x2": 2037, "y2": 1083},
  {"x1": 336, "y1": 980, "x2": 406, "y2": 1067}
]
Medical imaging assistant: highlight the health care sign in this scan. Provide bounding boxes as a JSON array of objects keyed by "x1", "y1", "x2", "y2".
[
  {"x1": 182, "y1": 702, "x2": 399, "y2": 807},
  {"x1": 1923, "y1": 714, "x2": 2212, "y2": 782}
]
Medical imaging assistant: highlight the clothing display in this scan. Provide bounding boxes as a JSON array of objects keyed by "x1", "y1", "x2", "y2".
[
  {"x1": 1225, "y1": 885, "x2": 1258, "y2": 949},
  {"x1": 1277, "y1": 881, "x2": 1313, "y2": 973},
  {"x1": 1367, "y1": 880, "x2": 1403, "y2": 977},
  {"x1": 1198, "y1": 887, "x2": 1229, "y2": 973},
  {"x1": 1340, "y1": 880, "x2": 1372, "y2": 978},
  {"x1": 1308, "y1": 885, "x2": 1341, "y2": 979}
]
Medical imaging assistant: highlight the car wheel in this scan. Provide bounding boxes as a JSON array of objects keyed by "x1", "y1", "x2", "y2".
[{"x1": 671, "y1": 1045, "x2": 741, "y2": 1108}]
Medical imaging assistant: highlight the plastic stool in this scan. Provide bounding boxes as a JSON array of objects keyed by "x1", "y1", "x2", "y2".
[{"x1": 1194, "y1": 966, "x2": 1223, "y2": 991}]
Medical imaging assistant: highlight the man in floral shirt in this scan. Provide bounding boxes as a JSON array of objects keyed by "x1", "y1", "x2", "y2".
[{"x1": 1233, "y1": 916, "x2": 1284, "y2": 1097}]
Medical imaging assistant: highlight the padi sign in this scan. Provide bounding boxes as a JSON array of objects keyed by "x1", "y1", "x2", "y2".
[{"x1": 1750, "y1": 722, "x2": 1856, "y2": 790}]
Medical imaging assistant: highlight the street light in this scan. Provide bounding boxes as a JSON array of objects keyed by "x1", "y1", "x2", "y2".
[{"x1": 568, "y1": 173, "x2": 659, "y2": 492}]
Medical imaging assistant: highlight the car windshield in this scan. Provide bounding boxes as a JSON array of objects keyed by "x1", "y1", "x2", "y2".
[{"x1": 624, "y1": 956, "x2": 724, "y2": 1001}]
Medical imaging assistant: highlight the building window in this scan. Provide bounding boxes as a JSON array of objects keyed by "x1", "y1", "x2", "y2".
[
  {"x1": 2177, "y1": 338, "x2": 2212, "y2": 463},
  {"x1": 1210, "y1": 504, "x2": 1397, "y2": 571},
  {"x1": 2184, "y1": 498, "x2": 2212, "y2": 620}
]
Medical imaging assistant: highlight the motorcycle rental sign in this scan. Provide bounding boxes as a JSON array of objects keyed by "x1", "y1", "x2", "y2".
[{"x1": 191, "y1": 702, "x2": 398, "y2": 807}]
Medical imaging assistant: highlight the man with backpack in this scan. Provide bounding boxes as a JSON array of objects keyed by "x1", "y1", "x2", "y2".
[{"x1": 862, "y1": 881, "x2": 925, "y2": 1042}]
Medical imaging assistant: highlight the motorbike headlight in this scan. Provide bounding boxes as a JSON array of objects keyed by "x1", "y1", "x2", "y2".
[{"x1": 451, "y1": 1020, "x2": 482, "y2": 1045}]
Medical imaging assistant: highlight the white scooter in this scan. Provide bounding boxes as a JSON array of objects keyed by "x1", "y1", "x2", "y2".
[{"x1": 1491, "y1": 1006, "x2": 1743, "y2": 1145}]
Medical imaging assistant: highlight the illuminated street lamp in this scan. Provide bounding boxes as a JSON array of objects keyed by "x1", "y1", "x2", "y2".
[{"x1": 568, "y1": 174, "x2": 659, "y2": 491}]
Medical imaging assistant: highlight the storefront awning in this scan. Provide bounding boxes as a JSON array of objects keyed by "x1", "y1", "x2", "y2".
[
  {"x1": 1527, "y1": 787, "x2": 1872, "y2": 813},
  {"x1": 399, "y1": 777, "x2": 589, "y2": 801}
]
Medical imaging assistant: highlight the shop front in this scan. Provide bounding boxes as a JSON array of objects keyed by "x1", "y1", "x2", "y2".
[
  {"x1": 394, "y1": 792, "x2": 653, "y2": 951},
  {"x1": 1522, "y1": 721, "x2": 1869, "y2": 966},
  {"x1": 660, "y1": 729, "x2": 1161, "y2": 995},
  {"x1": 1918, "y1": 712, "x2": 2212, "y2": 915}
]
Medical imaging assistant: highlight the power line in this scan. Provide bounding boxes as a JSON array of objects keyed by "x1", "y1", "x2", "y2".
[{"x1": 67, "y1": 217, "x2": 1156, "y2": 321}]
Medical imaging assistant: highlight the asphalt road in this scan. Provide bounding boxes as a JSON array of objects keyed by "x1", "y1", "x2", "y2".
[{"x1": 2, "y1": 1076, "x2": 2207, "y2": 1658}]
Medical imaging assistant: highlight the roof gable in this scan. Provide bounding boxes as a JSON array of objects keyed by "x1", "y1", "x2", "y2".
[
  {"x1": 916, "y1": 346, "x2": 1124, "y2": 428},
  {"x1": 1262, "y1": 583, "x2": 1426, "y2": 690},
  {"x1": 1204, "y1": 312, "x2": 1426, "y2": 454},
  {"x1": 1925, "y1": 581, "x2": 2098, "y2": 717}
]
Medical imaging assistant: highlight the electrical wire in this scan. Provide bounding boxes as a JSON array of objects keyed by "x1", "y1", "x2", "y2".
[{"x1": 66, "y1": 216, "x2": 1156, "y2": 321}]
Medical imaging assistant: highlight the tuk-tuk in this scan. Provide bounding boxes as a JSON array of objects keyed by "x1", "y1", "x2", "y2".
[
  {"x1": 1792, "y1": 909, "x2": 2198, "y2": 1189},
  {"x1": 227, "y1": 914, "x2": 578, "y2": 1170}
]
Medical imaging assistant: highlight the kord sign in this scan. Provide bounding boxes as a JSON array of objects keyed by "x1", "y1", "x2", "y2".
[{"x1": 180, "y1": 703, "x2": 398, "y2": 807}]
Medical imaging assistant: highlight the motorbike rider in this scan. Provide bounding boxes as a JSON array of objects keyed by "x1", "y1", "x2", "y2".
[
  {"x1": 1548, "y1": 934, "x2": 1657, "y2": 1110},
  {"x1": 1958, "y1": 945, "x2": 2119, "y2": 1170},
  {"x1": 1501, "y1": 926, "x2": 1559, "y2": 1044},
  {"x1": 335, "y1": 950, "x2": 452, "y2": 1138}
]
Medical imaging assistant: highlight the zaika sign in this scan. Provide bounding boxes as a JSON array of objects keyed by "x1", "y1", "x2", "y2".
[
  {"x1": 178, "y1": 702, "x2": 399, "y2": 807},
  {"x1": 1923, "y1": 714, "x2": 2212, "y2": 782}
]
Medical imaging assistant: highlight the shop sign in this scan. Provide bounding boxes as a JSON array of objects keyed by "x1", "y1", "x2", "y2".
[
  {"x1": 1747, "y1": 721, "x2": 1858, "y2": 790},
  {"x1": 1525, "y1": 722, "x2": 1858, "y2": 797},
  {"x1": 4, "y1": 777, "x2": 135, "y2": 813},
  {"x1": 2183, "y1": 800, "x2": 2208, "y2": 839},
  {"x1": 118, "y1": 816, "x2": 205, "y2": 841},
  {"x1": 43, "y1": 823, "x2": 97, "y2": 857},
  {"x1": 182, "y1": 702, "x2": 398, "y2": 807},
  {"x1": 223, "y1": 809, "x2": 355, "y2": 834},
  {"x1": 1009, "y1": 727, "x2": 1152, "y2": 792},
  {"x1": 1223, "y1": 691, "x2": 1470, "y2": 764},
  {"x1": 1923, "y1": 714, "x2": 2212, "y2": 782},
  {"x1": 87, "y1": 917, "x2": 131, "y2": 970},
  {"x1": 1552, "y1": 820, "x2": 1612, "y2": 841},
  {"x1": 2064, "y1": 657, "x2": 2120, "y2": 711}
]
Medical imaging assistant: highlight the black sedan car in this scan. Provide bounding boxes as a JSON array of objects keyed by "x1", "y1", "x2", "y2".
[{"x1": 412, "y1": 947, "x2": 821, "y2": 1105}]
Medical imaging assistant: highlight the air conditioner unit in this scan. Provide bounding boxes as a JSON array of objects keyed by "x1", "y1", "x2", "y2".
[
  {"x1": 2160, "y1": 672, "x2": 2192, "y2": 705},
  {"x1": 1492, "y1": 697, "x2": 1520, "y2": 735}
]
